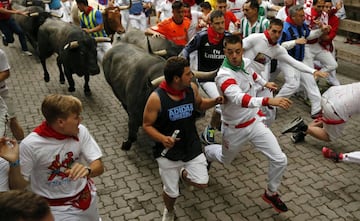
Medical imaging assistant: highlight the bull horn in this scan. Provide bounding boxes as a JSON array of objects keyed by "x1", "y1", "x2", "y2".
[
  {"x1": 42, "y1": 0, "x2": 51, "y2": 3},
  {"x1": 64, "y1": 41, "x2": 79, "y2": 49},
  {"x1": 192, "y1": 69, "x2": 218, "y2": 80},
  {"x1": 150, "y1": 69, "x2": 218, "y2": 86},
  {"x1": 151, "y1": 76, "x2": 165, "y2": 86},
  {"x1": 29, "y1": 12, "x2": 39, "y2": 16},
  {"x1": 26, "y1": 1, "x2": 33, "y2": 5},
  {"x1": 118, "y1": 0, "x2": 132, "y2": 10},
  {"x1": 152, "y1": 49, "x2": 167, "y2": 56},
  {"x1": 50, "y1": 12, "x2": 63, "y2": 18},
  {"x1": 95, "y1": 37, "x2": 112, "y2": 42}
]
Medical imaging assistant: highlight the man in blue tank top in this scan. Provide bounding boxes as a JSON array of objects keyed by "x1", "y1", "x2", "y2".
[{"x1": 143, "y1": 57, "x2": 224, "y2": 221}]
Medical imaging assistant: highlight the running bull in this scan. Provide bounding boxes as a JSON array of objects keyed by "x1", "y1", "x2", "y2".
[
  {"x1": 38, "y1": 18, "x2": 110, "y2": 95},
  {"x1": 103, "y1": 42, "x2": 217, "y2": 150}
]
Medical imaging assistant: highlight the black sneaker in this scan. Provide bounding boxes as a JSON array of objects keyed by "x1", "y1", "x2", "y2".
[
  {"x1": 262, "y1": 191, "x2": 288, "y2": 213},
  {"x1": 291, "y1": 132, "x2": 306, "y2": 143},
  {"x1": 2, "y1": 34, "x2": 8, "y2": 46},
  {"x1": 281, "y1": 117, "x2": 307, "y2": 134}
]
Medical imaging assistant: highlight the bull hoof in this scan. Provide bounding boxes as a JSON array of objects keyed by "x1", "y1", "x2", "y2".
[
  {"x1": 68, "y1": 87, "x2": 75, "y2": 92},
  {"x1": 84, "y1": 90, "x2": 92, "y2": 96},
  {"x1": 44, "y1": 76, "x2": 50, "y2": 82},
  {"x1": 60, "y1": 80, "x2": 65, "y2": 84},
  {"x1": 121, "y1": 140, "x2": 132, "y2": 151}
]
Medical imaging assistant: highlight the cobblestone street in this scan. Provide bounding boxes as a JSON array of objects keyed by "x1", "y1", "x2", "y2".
[{"x1": 2, "y1": 41, "x2": 360, "y2": 221}]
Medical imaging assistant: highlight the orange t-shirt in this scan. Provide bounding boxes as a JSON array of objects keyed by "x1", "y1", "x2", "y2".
[{"x1": 151, "y1": 17, "x2": 191, "y2": 46}]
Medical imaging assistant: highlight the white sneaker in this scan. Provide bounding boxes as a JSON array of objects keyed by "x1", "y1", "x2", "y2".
[
  {"x1": 162, "y1": 208, "x2": 175, "y2": 221},
  {"x1": 22, "y1": 51, "x2": 32, "y2": 56}
]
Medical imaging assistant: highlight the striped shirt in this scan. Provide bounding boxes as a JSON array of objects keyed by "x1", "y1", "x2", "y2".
[
  {"x1": 240, "y1": 15, "x2": 269, "y2": 38},
  {"x1": 80, "y1": 8, "x2": 107, "y2": 38}
]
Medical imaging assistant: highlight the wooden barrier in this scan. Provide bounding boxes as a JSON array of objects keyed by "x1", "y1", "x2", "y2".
[{"x1": 339, "y1": 19, "x2": 360, "y2": 34}]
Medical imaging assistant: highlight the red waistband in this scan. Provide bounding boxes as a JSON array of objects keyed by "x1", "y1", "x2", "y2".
[
  {"x1": 225, "y1": 117, "x2": 256, "y2": 128},
  {"x1": 307, "y1": 39, "x2": 318, "y2": 44},
  {"x1": 320, "y1": 117, "x2": 345, "y2": 125},
  {"x1": 44, "y1": 179, "x2": 92, "y2": 210}
]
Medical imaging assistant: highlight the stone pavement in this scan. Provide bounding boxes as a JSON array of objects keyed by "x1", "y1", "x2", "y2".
[{"x1": 1, "y1": 42, "x2": 360, "y2": 221}]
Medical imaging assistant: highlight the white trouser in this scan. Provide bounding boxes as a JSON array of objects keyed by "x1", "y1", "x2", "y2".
[
  {"x1": 313, "y1": 49, "x2": 340, "y2": 86},
  {"x1": 120, "y1": 10, "x2": 130, "y2": 30},
  {"x1": 303, "y1": 43, "x2": 338, "y2": 73},
  {"x1": 204, "y1": 117, "x2": 287, "y2": 192},
  {"x1": 129, "y1": 13, "x2": 147, "y2": 31},
  {"x1": 276, "y1": 62, "x2": 321, "y2": 115},
  {"x1": 343, "y1": 152, "x2": 360, "y2": 164},
  {"x1": 97, "y1": 42, "x2": 112, "y2": 64}
]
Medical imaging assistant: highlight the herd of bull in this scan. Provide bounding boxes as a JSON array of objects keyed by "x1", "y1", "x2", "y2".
[{"x1": 10, "y1": 0, "x2": 216, "y2": 151}]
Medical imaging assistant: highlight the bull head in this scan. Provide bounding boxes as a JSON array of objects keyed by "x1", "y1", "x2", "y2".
[{"x1": 150, "y1": 70, "x2": 218, "y2": 86}]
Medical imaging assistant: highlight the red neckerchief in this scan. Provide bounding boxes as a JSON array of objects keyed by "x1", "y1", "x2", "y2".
[
  {"x1": 228, "y1": 0, "x2": 235, "y2": 2},
  {"x1": 264, "y1": 30, "x2": 277, "y2": 46},
  {"x1": 285, "y1": 16, "x2": 296, "y2": 25},
  {"x1": 207, "y1": 26, "x2": 224, "y2": 45},
  {"x1": 84, "y1": 6, "x2": 93, "y2": 15},
  {"x1": 159, "y1": 81, "x2": 186, "y2": 100},
  {"x1": 33, "y1": 121, "x2": 79, "y2": 141},
  {"x1": 311, "y1": 7, "x2": 320, "y2": 20}
]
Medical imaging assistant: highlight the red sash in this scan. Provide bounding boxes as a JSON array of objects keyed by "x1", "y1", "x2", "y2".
[{"x1": 45, "y1": 179, "x2": 93, "y2": 210}]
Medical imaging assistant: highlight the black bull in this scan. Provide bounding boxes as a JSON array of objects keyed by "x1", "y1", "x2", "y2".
[
  {"x1": 103, "y1": 42, "x2": 166, "y2": 150},
  {"x1": 38, "y1": 18, "x2": 100, "y2": 96},
  {"x1": 103, "y1": 42, "x2": 217, "y2": 150}
]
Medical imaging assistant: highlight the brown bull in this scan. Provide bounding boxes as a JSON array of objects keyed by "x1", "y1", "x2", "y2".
[{"x1": 71, "y1": 0, "x2": 131, "y2": 36}]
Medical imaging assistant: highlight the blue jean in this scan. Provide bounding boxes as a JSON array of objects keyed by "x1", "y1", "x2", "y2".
[{"x1": 0, "y1": 17, "x2": 28, "y2": 51}]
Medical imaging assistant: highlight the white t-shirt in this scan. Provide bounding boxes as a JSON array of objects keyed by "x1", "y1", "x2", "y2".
[
  {"x1": 20, "y1": 124, "x2": 102, "y2": 199},
  {"x1": 323, "y1": 82, "x2": 360, "y2": 122},
  {"x1": 0, "y1": 50, "x2": 9, "y2": 94},
  {"x1": 158, "y1": 0, "x2": 172, "y2": 21}
]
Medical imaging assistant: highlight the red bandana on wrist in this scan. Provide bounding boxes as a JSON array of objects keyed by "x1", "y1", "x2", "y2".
[
  {"x1": 207, "y1": 26, "x2": 224, "y2": 45},
  {"x1": 33, "y1": 121, "x2": 79, "y2": 141},
  {"x1": 159, "y1": 81, "x2": 186, "y2": 99},
  {"x1": 264, "y1": 30, "x2": 277, "y2": 46}
]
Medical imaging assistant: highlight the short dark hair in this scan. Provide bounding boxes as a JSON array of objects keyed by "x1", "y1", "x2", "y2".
[
  {"x1": 172, "y1": 1, "x2": 184, "y2": 10},
  {"x1": 224, "y1": 35, "x2": 242, "y2": 48},
  {"x1": 269, "y1": 18, "x2": 283, "y2": 29},
  {"x1": 76, "y1": 0, "x2": 88, "y2": 5},
  {"x1": 209, "y1": 10, "x2": 224, "y2": 23},
  {"x1": 216, "y1": 0, "x2": 226, "y2": 4},
  {"x1": 313, "y1": 0, "x2": 320, "y2": 6},
  {"x1": 245, "y1": 0, "x2": 259, "y2": 12},
  {"x1": 0, "y1": 190, "x2": 51, "y2": 221},
  {"x1": 164, "y1": 56, "x2": 189, "y2": 83},
  {"x1": 199, "y1": 1, "x2": 211, "y2": 10}
]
